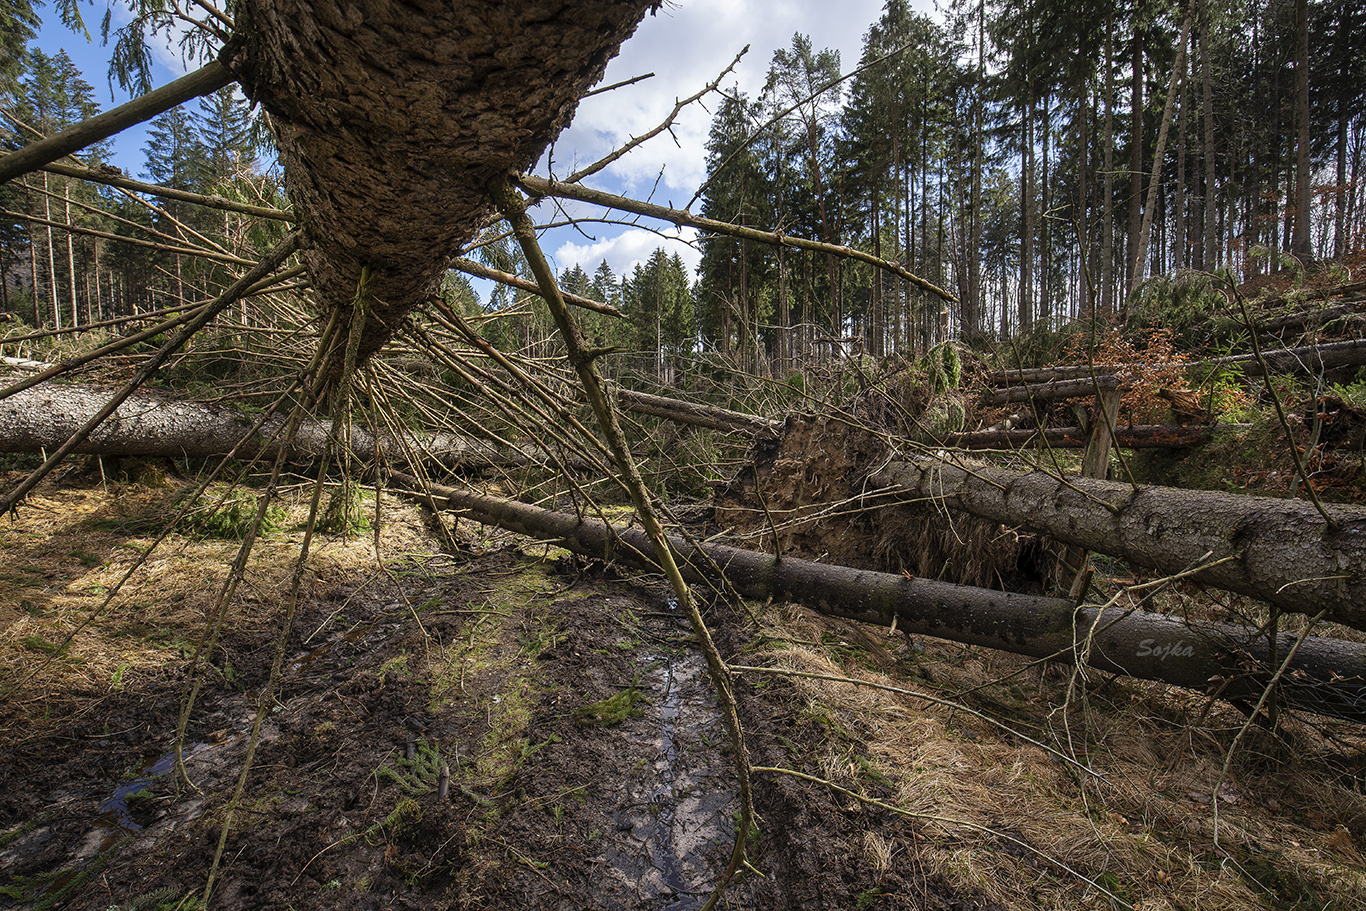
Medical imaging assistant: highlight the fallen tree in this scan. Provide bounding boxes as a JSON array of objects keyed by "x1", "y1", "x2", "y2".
[
  {"x1": 934, "y1": 423, "x2": 1239, "y2": 450},
  {"x1": 659, "y1": 404, "x2": 1366, "y2": 631},
  {"x1": 394, "y1": 473, "x2": 1366, "y2": 725},
  {"x1": 0, "y1": 381, "x2": 549, "y2": 471},
  {"x1": 987, "y1": 337, "x2": 1366, "y2": 387},
  {"x1": 866, "y1": 454, "x2": 1366, "y2": 631}
]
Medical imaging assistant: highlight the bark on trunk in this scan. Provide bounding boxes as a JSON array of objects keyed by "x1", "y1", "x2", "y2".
[
  {"x1": 616, "y1": 389, "x2": 779, "y2": 436},
  {"x1": 397, "y1": 473, "x2": 1366, "y2": 724},
  {"x1": 866, "y1": 457, "x2": 1366, "y2": 631},
  {"x1": 982, "y1": 375, "x2": 1120, "y2": 407},
  {"x1": 0, "y1": 381, "x2": 550, "y2": 471},
  {"x1": 224, "y1": 0, "x2": 658, "y2": 370},
  {"x1": 935, "y1": 424, "x2": 1244, "y2": 450}
]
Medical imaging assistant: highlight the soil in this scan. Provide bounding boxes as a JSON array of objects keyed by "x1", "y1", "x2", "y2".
[
  {"x1": 5, "y1": 467, "x2": 1366, "y2": 911},
  {"x1": 0, "y1": 468, "x2": 990, "y2": 911}
]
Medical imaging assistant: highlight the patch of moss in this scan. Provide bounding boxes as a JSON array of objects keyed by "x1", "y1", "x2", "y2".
[{"x1": 575, "y1": 686, "x2": 642, "y2": 726}]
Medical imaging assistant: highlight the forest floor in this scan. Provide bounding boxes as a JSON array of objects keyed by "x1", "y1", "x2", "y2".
[{"x1": 3, "y1": 463, "x2": 1366, "y2": 911}]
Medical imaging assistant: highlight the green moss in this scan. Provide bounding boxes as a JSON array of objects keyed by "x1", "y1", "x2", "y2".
[{"x1": 574, "y1": 687, "x2": 642, "y2": 725}]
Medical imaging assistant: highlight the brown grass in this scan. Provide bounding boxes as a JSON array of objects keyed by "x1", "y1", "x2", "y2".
[
  {"x1": 0, "y1": 463, "x2": 435, "y2": 740},
  {"x1": 751, "y1": 599, "x2": 1366, "y2": 911}
]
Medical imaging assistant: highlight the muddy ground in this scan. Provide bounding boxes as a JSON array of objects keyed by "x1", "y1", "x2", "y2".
[{"x1": 3, "y1": 466, "x2": 1366, "y2": 911}]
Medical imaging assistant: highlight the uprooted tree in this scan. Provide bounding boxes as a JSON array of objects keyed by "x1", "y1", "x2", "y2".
[{"x1": 4, "y1": 2, "x2": 1366, "y2": 908}]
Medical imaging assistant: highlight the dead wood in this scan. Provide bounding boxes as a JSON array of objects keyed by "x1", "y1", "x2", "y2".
[
  {"x1": 0, "y1": 62, "x2": 235, "y2": 185},
  {"x1": 934, "y1": 423, "x2": 1241, "y2": 449},
  {"x1": 987, "y1": 337, "x2": 1366, "y2": 387},
  {"x1": 617, "y1": 388, "x2": 780, "y2": 436},
  {"x1": 867, "y1": 456, "x2": 1366, "y2": 632},
  {"x1": 982, "y1": 375, "x2": 1121, "y2": 406},
  {"x1": 393, "y1": 473, "x2": 1366, "y2": 725},
  {"x1": 0, "y1": 381, "x2": 551, "y2": 471}
]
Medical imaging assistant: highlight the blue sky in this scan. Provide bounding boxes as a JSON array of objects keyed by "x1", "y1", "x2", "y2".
[
  {"x1": 33, "y1": 3, "x2": 198, "y2": 181},
  {"x1": 32, "y1": 0, "x2": 936, "y2": 287}
]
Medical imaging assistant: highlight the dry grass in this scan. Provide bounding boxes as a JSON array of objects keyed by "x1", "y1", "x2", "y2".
[
  {"x1": 752, "y1": 600, "x2": 1366, "y2": 911},
  {"x1": 0, "y1": 463, "x2": 436, "y2": 740}
]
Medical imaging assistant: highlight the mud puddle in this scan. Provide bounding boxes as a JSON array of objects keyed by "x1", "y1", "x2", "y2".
[{"x1": 600, "y1": 600, "x2": 736, "y2": 909}]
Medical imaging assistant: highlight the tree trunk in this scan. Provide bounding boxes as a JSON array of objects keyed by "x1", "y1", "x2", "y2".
[
  {"x1": 866, "y1": 457, "x2": 1366, "y2": 631},
  {"x1": 1131, "y1": 3, "x2": 1193, "y2": 296},
  {"x1": 1126, "y1": 25, "x2": 1143, "y2": 306},
  {"x1": 934, "y1": 423, "x2": 1239, "y2": 450},
  {"x1": 1201, "y1": 1, "x2": 1216, "y2": 271},
  {"x1": 225, "y1": 0, "x2": 658, "y2": 374},
  {"x1": 1291, "y1": 0, "x2": 1313, "y2": 261},
  {"x1": 398, "y1": 473, "x2": 1366, "y2": 724},
  {"x1": 1102, "y1": 11, "x2": 1115, "y2": 314},
  {"x1": 0, "y1": 381, "x2": 552, "y2": 471}
]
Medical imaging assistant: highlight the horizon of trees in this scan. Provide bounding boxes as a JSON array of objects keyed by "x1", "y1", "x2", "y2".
[{"x1": 2, "y1": 0, "x2": 1365, "y2": 384}]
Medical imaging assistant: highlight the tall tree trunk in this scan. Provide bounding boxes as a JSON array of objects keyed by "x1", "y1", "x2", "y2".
[
  {"x1": 1039, "y1": 91, "x2": 1050, "y2": 324},
  {"x1": 1131, "y1": 4, "x2": 1193, "y2": 295},
  {"x1": 64, "y1": 186, "x2": 78, "y2": 328},
  {"x1": 1201, "y1": 0, "x2": 1216, "y2": 271},
  {"x1": 26, "y1": 196, "x2": 41, "y2": 326},
  {"x1": 1020, "y1": 84, "x2": 1035, "y2": 332},
  {"x1": 1126, "y1": 25, "x2": 1143, "y2": 310},
  {"x1": 1291, "y1": 0, "x2": 1313, "y2": 261},
  {"x1": 42, "y1": 173, "x2": 58, "y2": 328},
  {"x1": 967, "y1": 0, "x2": 984, "y2": 337},
  {"x1": 1175, "y1": 42, "x2": 1188, "y2": 270},
  {"x1": 1102, "y1": 12, "x2": 1115, "y2": 315}
]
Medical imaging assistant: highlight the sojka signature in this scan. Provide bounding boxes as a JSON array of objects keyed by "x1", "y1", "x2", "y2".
[{"x1": 1136, "y1": 638, "x2": 1195, "y2": 661}]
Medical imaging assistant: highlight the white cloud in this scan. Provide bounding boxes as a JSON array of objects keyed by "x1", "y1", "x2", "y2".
[
  {"x1": 536, "y1": 0, "x2": 935, "y2": 281},
  {"x1": 554, "y1": 225, "x2": 702, "y2": 281},
  {"x1": 547, "y1": 0, "x2": 908, "y2": 200}
]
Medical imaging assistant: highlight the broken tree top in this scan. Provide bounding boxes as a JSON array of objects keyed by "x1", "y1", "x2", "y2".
[{"x1": 224, "y1": 0, "x2": 659, "y2": 363}]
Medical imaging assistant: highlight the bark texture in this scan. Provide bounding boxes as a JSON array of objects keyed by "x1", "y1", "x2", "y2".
[
  {"x1": 935, "y1": 423, "x2": 1236, "y2": 450},
  {"x1": 868, "y1": 457, "x2": 1366, "y2": 631},
  {"x1": 224, "y1": 0, "x2": 658, "y2": 367},
  {"x1": 0, "y1": 381, "x2": 544, "y2": 470},
  {"x1": 398, "y1": 473, "x2": 1366, "y2": 724}
]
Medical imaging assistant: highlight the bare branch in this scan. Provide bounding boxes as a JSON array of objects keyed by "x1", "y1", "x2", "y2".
[
  {"x1": 517, "y1": 174, "x2": 958, "y2": 304},
  {"x1": 0, "y1": 61, "x2": 234, "y2": 184},
  {"x1": 41, "y1": 161, "x2": 293, "y2": 221},
  {"x1": 449, "y1": 257, "x2": 623, "y2": 318},
  {"x1": 566, "y1": 47, "x2": 746, "y2": 184}
]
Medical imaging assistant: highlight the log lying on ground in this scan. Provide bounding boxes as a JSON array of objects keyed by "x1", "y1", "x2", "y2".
[
  {"x1": 0, "y1": 381, "x2": 548, "y2": 471},
  {"x1": 934, "y1": 423, "x2": 1243, "y2": 450},
  {"x1": 617, "y1": 389, "x2": 780, "y2": 436},
  {"x1": 395, "y1": 473, "x2": 1366, "y2": 724},
  {"x1": 982, "y1": 374, "x2": 1120, "y2": 406},
  {"x1": 866, "y1": 457, "x2": 1366, "y2": 631},
  {"x1": 987, "y1": 337, "x2": 1366, "y2": 387}
]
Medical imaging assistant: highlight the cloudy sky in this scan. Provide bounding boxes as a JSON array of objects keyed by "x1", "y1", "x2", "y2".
[
  {"x1": 35, "y1": 0, "x2": 940, "y2": 285},
  {"x1": 537, "y1": 0, "x2": 921, "y2": 281}
]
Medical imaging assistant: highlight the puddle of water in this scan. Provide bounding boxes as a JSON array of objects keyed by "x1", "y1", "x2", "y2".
[
  {"x1": 90, "y1": 743, "x2": 210, "y2": 853},
  {"x1": 605, "y1": 595, "x2": 734, "y2": 910}
]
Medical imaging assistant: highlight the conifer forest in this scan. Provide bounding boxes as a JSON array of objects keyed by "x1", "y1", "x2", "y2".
[{"x1": 2, "y1": 1, "x2": 1366, "y2": 909}]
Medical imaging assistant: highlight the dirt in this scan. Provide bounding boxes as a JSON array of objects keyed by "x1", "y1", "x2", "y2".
[
  {"x1": 0, "y1": 469, "x2": 990, "y2": 911},
  {"x1": 6, "y1": 468, "x2": 1366, "y2": 911}
]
